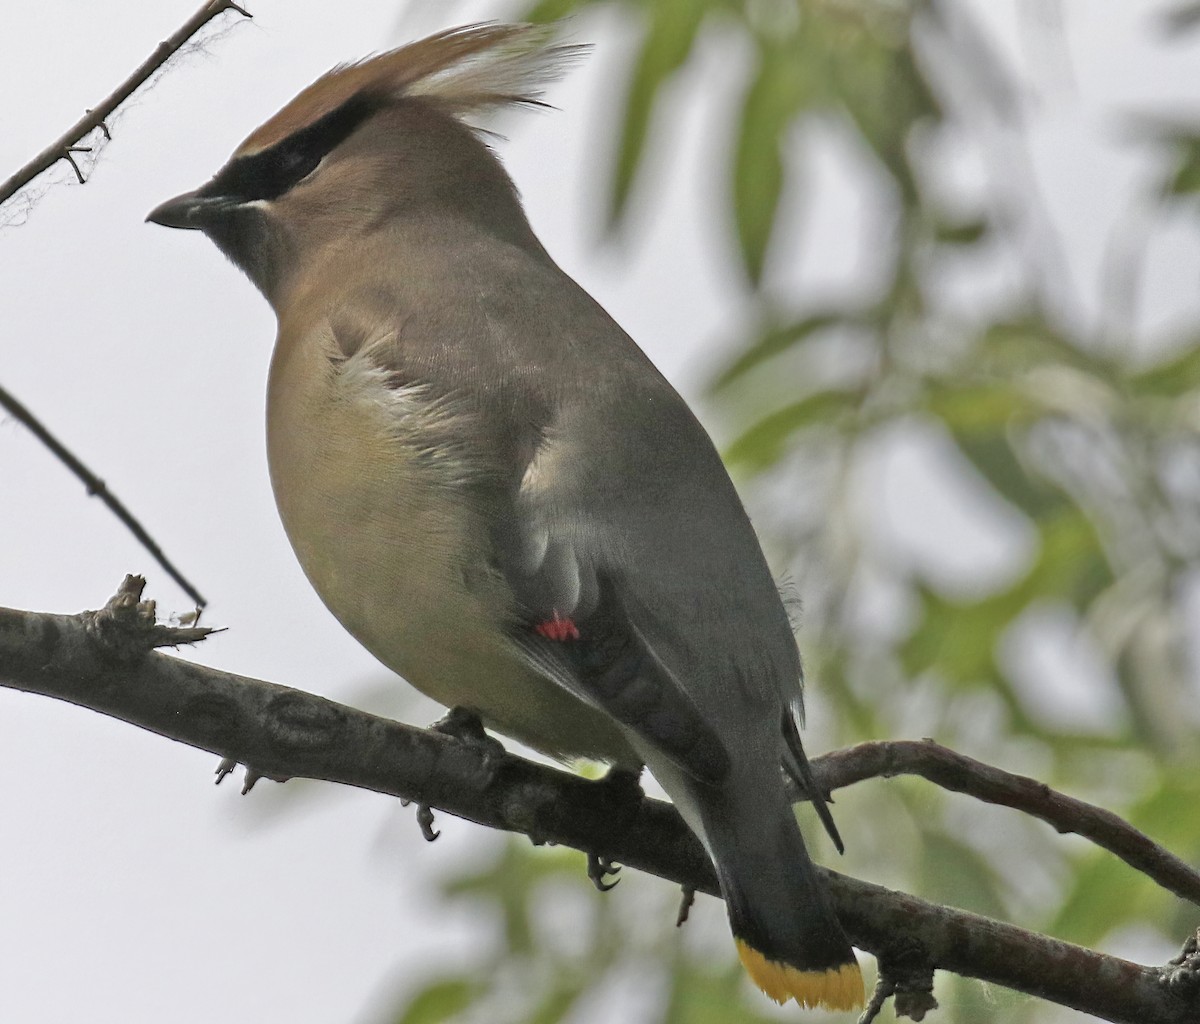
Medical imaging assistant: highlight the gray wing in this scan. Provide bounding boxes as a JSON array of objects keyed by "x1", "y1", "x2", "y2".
[
  {"x1": 495, "y1": 371, "x2": 803, "y2": 788},
  {"x1": 331, "y1": 230, "x2": 805, "y2": 786}
]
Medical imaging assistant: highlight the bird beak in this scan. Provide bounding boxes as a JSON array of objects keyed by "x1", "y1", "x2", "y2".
[{"x1": 146, "y1": 188, "x2": 227, "y2": 230}]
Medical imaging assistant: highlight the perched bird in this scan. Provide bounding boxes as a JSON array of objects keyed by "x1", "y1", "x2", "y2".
[{"x1": 148, "y1": 23, "x2": 864, "y2": 1011}]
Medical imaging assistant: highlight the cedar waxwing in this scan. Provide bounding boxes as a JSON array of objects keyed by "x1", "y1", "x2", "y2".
[{"x1": 147, "y1": 24, "x2": 864, "y2": 1011}]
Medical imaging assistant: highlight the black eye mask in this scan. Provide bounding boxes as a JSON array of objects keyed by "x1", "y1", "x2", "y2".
[{"x1": 203, "y1": 93, "x2": 379, "y2": 203}]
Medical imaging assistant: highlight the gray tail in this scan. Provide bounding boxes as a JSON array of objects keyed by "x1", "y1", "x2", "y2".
[{"x1": 695, "y1": 766, "x2": 864, "y2": 1009}]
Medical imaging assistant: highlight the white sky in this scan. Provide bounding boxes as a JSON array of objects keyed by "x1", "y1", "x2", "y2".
[{"x1": 1, "y1": 2, "x2": 1198, "y2": 1022}]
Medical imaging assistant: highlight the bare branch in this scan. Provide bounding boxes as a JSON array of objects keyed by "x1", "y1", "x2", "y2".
[
  {"x1": 0, "y1": 585, "x2": 1197, "y2": 1024},
  {"x1": 0, "y1": 385, "x2": 207, "y2": 608},
  {"x1": 814, "y1": 740, "x2": 1200, "y2": 909},
  {"x1": 0, "y1": 0, "x2": 251, "y2": 210}
]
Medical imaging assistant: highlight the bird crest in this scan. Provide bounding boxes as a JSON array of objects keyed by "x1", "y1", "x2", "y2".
[{"x1": 234, "y1": 23, "x2": 586, "y2": 158}]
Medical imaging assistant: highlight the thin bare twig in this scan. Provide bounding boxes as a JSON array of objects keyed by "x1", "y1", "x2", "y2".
[
  {"x1": 0, "y1": 584, "x2": 1197, "y2": 1024},
  {"x1": 0, "y1": 0, "x2": 251, "y2": 209},
  {"x1": 0, "y1": 386, "x2": 206, "y2": 608},
  {"x1": 812, "y1": 739, "x2": 1200, "y2": 909}
]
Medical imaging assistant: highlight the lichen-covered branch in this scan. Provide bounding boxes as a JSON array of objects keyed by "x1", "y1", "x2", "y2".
[{"x1": 0, "y1": 579, "x2": 1196, "y2": 1024}]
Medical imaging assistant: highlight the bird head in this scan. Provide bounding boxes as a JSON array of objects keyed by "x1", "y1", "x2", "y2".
[{"x1": 147, "y1": 24, "x2": 584, "y2": 301}]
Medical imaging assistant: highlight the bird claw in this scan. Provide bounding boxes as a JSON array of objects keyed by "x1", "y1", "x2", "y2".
[
  {"x1": 416, "y1": 803, "x2": 440, "y2": 842},
  {"x1": 213, "y1": 758, "x2": 290, "y2": 793},
  {"x1": 579, "y1": 768, "x2": 641, "y2": 892},
  {"x1": 676, "y1": 885, "x2": 696, "y2": 927},
  {"x1": 587, "y1": 851, "x2": 621, "y2": 892},
  {"x1": 407, "y1": 709, "x2": 505, "y2": 842}
]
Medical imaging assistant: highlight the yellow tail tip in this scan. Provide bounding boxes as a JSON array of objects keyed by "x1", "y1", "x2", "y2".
[{"x1": 736, "y1": 940, "x2": 865, "y2": 1011}]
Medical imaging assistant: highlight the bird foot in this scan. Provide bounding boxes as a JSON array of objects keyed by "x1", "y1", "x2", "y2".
[
  {"x1": 593, "y1": 764, "x2": 645, "y2": 830},
  {"x1": 430, "y1": 706, "x2": 506, "y2": 767},
  {"x1": 676, "y1": 885, "x2": 696, "y2": 927},
  {"x1": 596, "y1": 765, "x2": 644, "y2": 809},
  {"x1": 408, "y1": 708, "x2": 506, "y2": 842},
  {"x1": 214, "y1": 757, "x2": 290, "y2": 793},
  {"x1": 579, "y1": 767, "x2": 643, "y2": 891},
  {"x1": 587, "y1": 851, "x2": 621, "y2": 892}
]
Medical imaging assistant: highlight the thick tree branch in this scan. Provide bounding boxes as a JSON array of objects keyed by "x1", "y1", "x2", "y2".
[
  {"x1": 0, "y1": 580, "x2": 1196, "y2": 1024},
  {"x1": 0, "y1": 0, "x2": 251, "y2": 210}
]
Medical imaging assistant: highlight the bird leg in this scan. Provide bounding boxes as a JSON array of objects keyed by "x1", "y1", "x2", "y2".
[
  {"x1": 581, "y1": 766, "x2": 644, "y2": 892},
  {"x1": 410, "y1": 707, "x2": 509, "y2": 842}
]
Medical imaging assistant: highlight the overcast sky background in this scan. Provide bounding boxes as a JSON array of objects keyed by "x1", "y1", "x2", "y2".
[{"x1": 2, "y1": 2, "x2": 1199, "y2": 1022}]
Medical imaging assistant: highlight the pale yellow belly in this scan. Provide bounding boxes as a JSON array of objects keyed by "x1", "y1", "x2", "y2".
[{"x1": 265, "y1": 337, "x2": 638, "y2": 767}]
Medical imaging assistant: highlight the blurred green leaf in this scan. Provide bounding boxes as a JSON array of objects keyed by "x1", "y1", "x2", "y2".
[
  {"x1": 933, "y1": 218, "x2": 989, "y2": 246},
  {"x1": 711, "y1": 312, "x2": 856, "y2": 390},
  {"x1": 976, "y1": 320, "x2": 1098, "y2": 375},
  {"x1": 832, "y1": 20, "x2": 940, "y2": 200},
  {"x1": 1026, "y1": 508, "x2": 1113, "y2": 608},
  {"x1": 733, "y1": 34, "x2": 812, "y2": 282},
  {"x1": 1125, "y1": 341, "x2": 1200, "y2": 397},
  {"x1": 956, "y1": 432, "x2": 1041, "y2": 514},
  {"x1": 608, "y1": 0, "x2": 707, "y2": 225},
  {"x1": 900, "y1": 583, "x2": 1020, "y2": 685},
  {"x1": 953, "y1": 432, "x2": 1065, "y2": 520},
  {"x1": 900, "y1": 508, "x2": 1113, "y2": 693},
  {"x1": 663, "y1": 959, "x2": 778, "y2": 1024},
  {"x1": 1120, "y1": 776, "x2": 1200, "y2": 876},
  {"x1": 918, "y1": 830, "x2": 1008, "y2": 919},
  {"x1": 523, "y1": 0, "x2": 583, "y2": 22},
  {"x1": 928, "y1": 383, "x2": 1033, "y2": 435},
  {"x1": 1050, "y1": 851, "x2": 1161, "y2": 945},
  {"x1": 1164, "y1": 136, "x2": 1200, "y2": 196},
  {"x1": 394, "y1": 979, "x2": 478, "y2": 1024},
  {"x1": 443, "y1": 841, "x2": 585, "y2": 954},
  {"x1": 528, "y1": 981, "x2": 584, "y2": 1024},
  {"x1": 725, "y1": 388, "x2": 860, "y2": 469}
]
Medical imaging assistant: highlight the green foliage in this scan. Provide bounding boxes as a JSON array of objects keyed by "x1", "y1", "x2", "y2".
[
  {"x1": 917, "y1": 830, "x2": 1009, "y2": 921},
  {"x1": 611, "y1": 0, "x2": 708, "y2": 226},
  {"x1": 383, "y1": 839, "x2": 785, "y2": 1024},
  {"x1": 662, "y1": 958, "x2": 782, "y2": 1024},
  {"x1": 713, "y1": 311, "x2": 860, "y2": 388},
  {"x1": 393, "y1": 980, "x2": 478, "y2": 1024},
  {"x1": 388, "y1": 1, "x2": 1200, "y2": 1021},
  {"x1": 1164, "y1": 135, "x2": 1200, "y2": 198},
  {"x1": 726, "y1": 387, "x2": 861, "y2": 469}
]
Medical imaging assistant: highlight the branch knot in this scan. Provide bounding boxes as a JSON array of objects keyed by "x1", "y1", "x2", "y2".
[
  {"x1": 1162, "y1": 929, "x2": 1200, "y2": 996},
  {"x1": 263, "y1": 691, "x2": 346, "y2": 754},
  {"x1": 858, "y1": 938, "x2": 938, "y2": 1024},
  {"x1": 83, "y1": 575, "x2": 213, "y2": 662}
]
